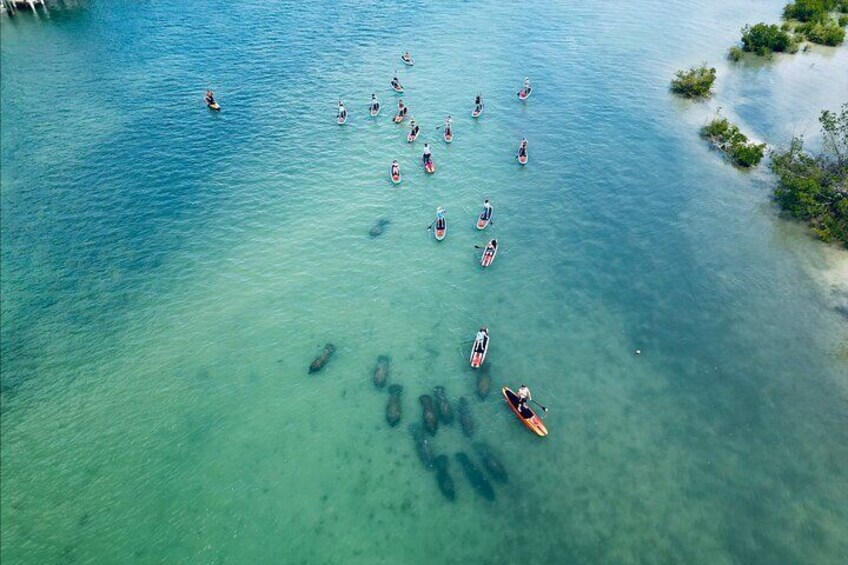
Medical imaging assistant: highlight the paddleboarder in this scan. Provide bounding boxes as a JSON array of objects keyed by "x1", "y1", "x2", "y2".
[{"x1": 516, "y1": 384, "x2": 532, "y2": 413}]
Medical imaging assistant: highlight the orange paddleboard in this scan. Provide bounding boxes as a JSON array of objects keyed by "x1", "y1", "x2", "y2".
[{"x1": 502, "y1": 387, "x2": 548, "y2": 437}]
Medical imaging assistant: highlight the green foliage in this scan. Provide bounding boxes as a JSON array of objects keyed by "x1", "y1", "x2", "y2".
[
  {"x1": 771, "y1": 104, "x2": 848, "y2": 246},
  {"x1": 728, "y1": 46, "x2": 744, "y2": 61},
  {"x1": 700, "y1": 118, "x2": 766, "y2": 168},
  {"x1": 838, "y1": 14, "x2": 848, "y2": 26},
  {"x1": 796, "y1": 18, "x2": 846, "y2": 44},
  {"x1": 741, "y1": 23, "x2": 797, "y2": 55},
  {"x1": 670, "y1": 64, "x2": 716, "y2": 98},
  {"x1": 783, "y1": 0, "x2": 835, "y2": 22}
]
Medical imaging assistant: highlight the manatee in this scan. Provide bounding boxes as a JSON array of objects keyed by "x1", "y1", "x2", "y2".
[
  {"x1": 433, "y1": 455, "x2": 456, "y2": 501},
  {"x1": 409, "y1": 423, "x2": 434, "y2": 471},
  {"x1": 419, "y1": 394, "x2": 439, "y2": 435},
  {"x1": 458, "y1": 397, "x2": 475, "y2": 438},
  {"x1": 455, "y1": 452, "x2": 495, "y2": 501},
  {"x1": 474, "y1": 442, "x2": 509, "y2": 484},
  {"x1": 433, "y1": 386, "x2": 454, "y2": 424},
  {"x1": 308, "y1": 343, "x2": 336, "y2": 374},
  {"x1": 369, "y1": 219, "x2": 391, "y2": 238},
  {"x1": 476, "y1": 366, "x2": 491, "y2": 399},
  {"x1": 386, "y1": 384, "x2": 403, "y2": 427},
  {"x1": 372, "y1": 355, "x2": 391, "y2": 389}
]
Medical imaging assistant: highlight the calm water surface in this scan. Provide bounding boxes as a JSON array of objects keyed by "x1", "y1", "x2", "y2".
[{"x1": 2, "y1": 1, "x2": 847, "y2": 563}]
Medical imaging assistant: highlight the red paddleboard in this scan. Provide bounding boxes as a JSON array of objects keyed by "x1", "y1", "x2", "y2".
[
  {"x1": 518, "y1": 153, "x2": 528, "y2": 165},
  {"x1": 390, "y1": 166, "x2": 401, "y2": 185},
  {"x1": 424, "y1": 160, "x2": 435, "y2": 174},
  {"x1": 518, "y1": 87, "x2": 532, "y2": 100},
  {"x1": 502, "y1": 387, "x2": 548, "y2": 437},
  {"x1": 408, "y1": 128, "x2": 420, "y2": 143}
]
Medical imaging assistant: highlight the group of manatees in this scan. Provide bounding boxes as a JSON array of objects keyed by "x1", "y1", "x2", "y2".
[
  {"x1": 306, "y1": 344, "x2": 509, "y2": 502},
  {"x1": 372, "y1": 354, "x2": 509, "y2": 502}
]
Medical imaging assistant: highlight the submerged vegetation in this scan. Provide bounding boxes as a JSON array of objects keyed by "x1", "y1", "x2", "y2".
[
  {"x1": 700, "y1": 118, "x2": 766, "y2": 168},
  {"x1": 771, "y1": 104, "x2": 848, "y2": 246},
  {"x1": 670, "y1": 64, "x2": 716, "y2": 98},
  {"x1": 731, "y1": 1, "x2": 848, "y2": 59}
]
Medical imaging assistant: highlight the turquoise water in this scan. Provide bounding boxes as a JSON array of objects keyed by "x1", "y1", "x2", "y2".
[{"x1": 2, "y1": 0, "x2": 848, "y2": 563}]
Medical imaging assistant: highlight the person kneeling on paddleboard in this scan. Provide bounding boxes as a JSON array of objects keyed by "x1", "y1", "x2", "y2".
[
  {"x1": 517, "y1": 384, "x2": 532, "y2": 414},
  {"x1": 205, "y1": 90, "x2": 216, "y2": 105},
  {"x1": 475, "y1": 93, "x2": 482, "y2": 109},
  {"x1": 370, "y1": 93, "x2": 379, "y2": 110},
  {"x1": 410, "y1": 118, "x2": 419, "y2": 137},
  {"x1": 423, "y1": 143, "x2": 432, "y2": 164},
  {"x1": 519, "y1": 138, "x2": 528, "y2": 157},
  {"x1": 523, "y1": 77, "x2": 531, "y2": 92}
]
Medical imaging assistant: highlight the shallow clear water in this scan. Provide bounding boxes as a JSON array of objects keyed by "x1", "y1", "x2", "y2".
[{"x1": 2, "y1": 1, "x2": 848, "y2": 563}]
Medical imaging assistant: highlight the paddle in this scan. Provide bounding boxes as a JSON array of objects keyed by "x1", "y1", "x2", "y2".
[
  {"x1": 531, "y1": 399, "x2": 548, "y2": 413},
  {"x1": 426, "y1": 219, "x2": 436, "y2": 231}
]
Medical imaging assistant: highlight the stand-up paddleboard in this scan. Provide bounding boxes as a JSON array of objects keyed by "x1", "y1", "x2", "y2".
[
  {"x1": 337, "y1": 113, "x2": 347, "y2": 125},
  {"x1": 477, "y1": 206, "x2": 493, "y2": 230},
  {"x1": 481, "y1": 239, "x2": 498, "y2": 267},
  {"x1": 518, "y1": 152, "x2": 528, "y2": 165},
  {"x1": 207, "y1": 101, "x2": 221, "y2": 111},
  {"x1": 370, "y1": 103, "x2": 381, "y2": 117},
  {"x1": 391, "y1": 82, "x2": 404, "y2": 93},
  {"x1": 408, "y1": 127, "x2": 420, "y2": 143},
  {"x1": 444, "y1": 128, "x2": 453, "y2": 143},
  {"x1": 401, "y1": 54, "x2": 414, "y2": 66},
  {"x1": 471, "y1": 105, "x2": 482, "y2": 118},
  {"x1": 424, "y1": 159, "x2": 435, "y2": 174},
  {"x1": 502, "y1": 387, "x2": 548, "y2": 437},
  {"x1": 390, "y1": 163, "x2": 401, "y2": 185},
  {"x1": 394, "y1": 107, "x2": 408, "y2": 123},
  {"x1": 470, "y1": 328, "x2": 489, "y2": 368},
  {"x1": 518, "y1": 87, "x2": 532, "y2": 100}
]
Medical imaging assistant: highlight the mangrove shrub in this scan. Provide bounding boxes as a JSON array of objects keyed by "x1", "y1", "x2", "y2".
[
  {"x1": 701, "y1": 118, "x2": 766, "y2": 168},
  {"x1": 741, "y1": 23, "x2": 797, "y2": 55},
  {"x1": 771, "y1": 104, "x2": 848, "y2": 246},
  {"x1": 784, "y1": 0, "x2": 848, "y2": 22},
  {"x1": 796, "y1": 18, "x2": 846, "y2": 44},
  {"x1": 670, "y1": 64, "x2": 716, "y2": 98}
]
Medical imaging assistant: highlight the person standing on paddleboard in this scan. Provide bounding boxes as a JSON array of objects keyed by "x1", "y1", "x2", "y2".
[
  {"x1": 475, "y1": 93, "x2": 482, "y2": 110},
  {"x1": 370, "y1": 93, "x2": 379, "y2": 111},
  {"x1": 423, "y1": 143, "x2": 432, "y2": 164},
  {"x1": 436, "y1": 207, "x2": 446, "y2": 230},
  {"x1": 482, "y1": 199, "x2": 493, "y2": 221},
  {"x1": 474, "y1": 327, "x2": 488, "y2": 353},
  {"x1": 523, "y1": 77, "x2": 531, "y2": 92},
  {"x1": 517, "y1": 384, "x2": 532, "y2": 413},
  {"x1": 338, "y1": 100, "x2": 347, "y2": 120},
  {"x1": 518, "y1": 138, "x2": 528, "y2": 158}
]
